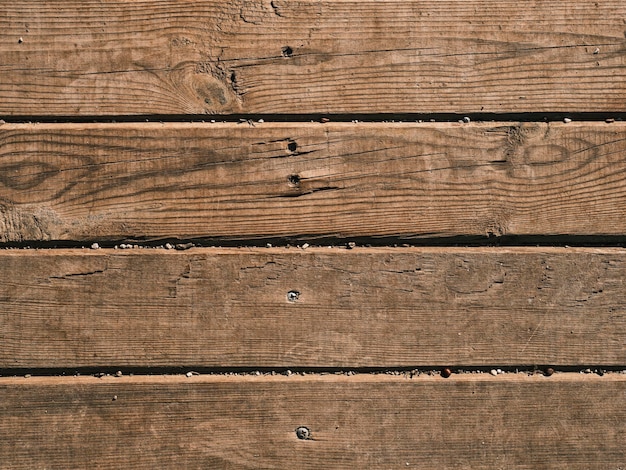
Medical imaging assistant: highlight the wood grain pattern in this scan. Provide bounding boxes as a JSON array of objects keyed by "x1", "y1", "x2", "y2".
[
  {"x1": 0, "y1": 374, "x2": 624, "y2": 469},
  {"x1": 2, "y1": 247, "x2": 625, "y2": 368},
  {"x1": 1, "y1": 122, "x2": 626, "y2": 241},
  {"x1": 1, "y1": 0, "x2": 626, "y2": 115}
]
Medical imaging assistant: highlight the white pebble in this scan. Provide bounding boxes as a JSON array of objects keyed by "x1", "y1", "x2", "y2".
[
  {"x1": 301, "y1": 243, "x2": 309, "y2": 249},
  {"x1": 563, "y1": 117, "x2": 572, "y2": 123},
  {"x1": 496, "y1": 368, "x2": 503, "y2": 374},
  {"x1": 490, "y1": 369, "x2": 498, "y2": 376},
  {"x1": 90, "y1": 243, "x2": 100, "y2": 250},
  {"x1": 463, "y1": 116, "x2": 471, "y2": 123},
  {"x1": 257, "y1": 119, "x2": 264, "y2": 123},
  {"x1": 186, "y1": 371, "x2": 193, "y2": 377},
  {"x1": 165, "y1": 243, "x2": 173, "y2": 250}
]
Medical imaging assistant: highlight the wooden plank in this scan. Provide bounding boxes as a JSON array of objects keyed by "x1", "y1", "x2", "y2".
[
  {"x1": 0, "y1": 374, "x2": 624, "y2": 468},
  {"x1": 1, "y1": 0, "x2": 625, "y2": 115},
  {"x1": 2, "y1": 247, "x2": 625, "y2": 368},
  {"x1": 2, "y1": 122, "x2": 626, "y2": 241}
]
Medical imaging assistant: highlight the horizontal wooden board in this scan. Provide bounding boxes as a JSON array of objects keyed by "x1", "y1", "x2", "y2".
[
  {"x1": 1, "y1": 0, "x2": 626, "y2": 115},
  {"x1": 2, "y1": 247, "x2": 625, "y2": 368},
  {"x1": 0, "y1": 374, "x2": 624, "y2": 469},
  {"x1": 2, "y1": 122, "x2": 626, "y2": 241}
]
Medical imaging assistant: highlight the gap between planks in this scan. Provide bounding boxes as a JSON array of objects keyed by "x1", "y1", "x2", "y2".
[{"x1": 0, "y1": 372, "x2": 624, "y2": 385}]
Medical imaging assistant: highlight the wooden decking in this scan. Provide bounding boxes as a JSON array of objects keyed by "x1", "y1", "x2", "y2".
[{"x1": 0, "y1": 0, "x2": 624, "y2": 467}]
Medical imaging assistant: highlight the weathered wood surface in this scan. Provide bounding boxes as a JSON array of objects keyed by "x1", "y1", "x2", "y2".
[
  {"x1": 1, "y1": 0, "x2": 626, "y2": 115},
  {"x1": 2, "y1": 247, "x2": 625, "y2": 368},
  {"x1": 0, "y1": 374, "x2": 624, "y2": 469},
  {"x1": 2, "y1": 122, "x2": 626, "y2": 241}
]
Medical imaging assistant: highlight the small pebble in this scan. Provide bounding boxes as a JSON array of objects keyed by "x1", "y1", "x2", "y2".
[
  {"x1": 175, "y1": 243, "x2": 194, "y2": 250},
  {"x1": 347, "y1": 241, "x2": 356, "y2": 249},
  {"x1": 257, "y1": 118, "x2": 264, "y2": 123},
  {"x1": 544, "y1": 367, "x2": 554, "y2": 377},
  {"x1": 563, "y1": 117, "x2": 572, "y2": 123},
  {"x1": 115, "y1": 370, "x2": 122, "y2": 377},
  {"x1": 301, "y1": 243, "x2": 309, "y2": 250},
  {"x1": 286, "y1": 370, "x2": 293, "y2": 376},
  {"x1": 186, "y1": 371, "x2": 193, "y2": 377},
  {"x1": 112, "y1": 395, "x2": 117, "y2": 401},
  {"x1": 165, "y1": 243, "x2": 173, "y2": 250},
  {"x1": 320, "y1": 117, "x2": 330, "y2": 123},
  {"x1": 496, "y1": 368, "x2": 502, "y2": 374},
  {"x1": 24, "y1": 374, "x2": 31, "y2": 378},
  {"x1": 463, "y1": 116, "x2": 471, "y2": 123},
  {"x1": 490, "y1": 369, "x2": 498, "y2": 376},
  {"x1": 593, "y1": 48, "x2": 600, "y2": 54},
  {"x1": 18, "y1": 37, "x2": 23, "y2": 43},
  {"x1": 266, "y1": 243, "x2": 272, "y2": 248},
  {"x1": 606, "y1": 118, "x2": 615, "y2": 123},
  {"x1": 90, "y1": 242, "x2": 100, "y2": 250}
]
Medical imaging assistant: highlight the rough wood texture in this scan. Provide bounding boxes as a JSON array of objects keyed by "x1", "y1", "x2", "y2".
[
  {"x1": 2, "y1": 122, "x2": 626, "y2": 241},
  {"x1": 2, "y1": 247, "x2": 625, "y2": 368},
  {"x1": 1, "y1": 0, "x2": 626, "y2": 115},
  {"x1": 0, "y1": 374, "x2": 624, "y2": 469}
]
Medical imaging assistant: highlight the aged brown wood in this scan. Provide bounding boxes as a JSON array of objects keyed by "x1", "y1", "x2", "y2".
[
  {"x1": 2, "y1": 122, "x2": 626, "y2": 241},
  {"x1": 1, "y1": 0, "x2": 626, "y2": 115},
  {"x1": 2, "y1": 247, "x2": 625, "y2": 368},
  {"x1": 0, "y1": 374, "x2": 624, "y2": 469}
]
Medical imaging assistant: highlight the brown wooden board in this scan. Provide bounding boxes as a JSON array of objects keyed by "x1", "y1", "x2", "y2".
[
  {"x1": 2, "y1": 122, "x2": 626, "y2": 241},
  {"x1": 2, "y1": 247, "x2": 625, "y2": 368},
  {"x1": 0, "y1": 374, "x2": 624, "y2": 469},
  {"x1": 1, "y1": 1, "x2": 625, "y2": 115}
]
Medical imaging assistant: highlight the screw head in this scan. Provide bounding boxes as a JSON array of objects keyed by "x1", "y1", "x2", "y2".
[
  {"x1": 295, "y1": 426, "x2": 310, "y2": 440},
  {"x1": 544, "y1": 367, "x2": 554, "y2": 376},
  {"x1": 441, "y1": 368, "x2": 452, "y2": 378},
  {"x1": 287, "y1": 290, "x2": 300, "y2": 302}
]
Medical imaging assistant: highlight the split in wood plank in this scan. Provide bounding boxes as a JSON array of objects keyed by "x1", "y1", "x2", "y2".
[
  {"x1": 0, "y1": 374, "x2": 624, "y2": 469},
  {"x1": 1, "y1": 247, "x2": 625, "y2": 368},
  {"x1": 1, "y1": 0, "x2": 626, "y2": 115},
  {"x1": 1, "y1": 122, "x2": 626, "y2": 241}
]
